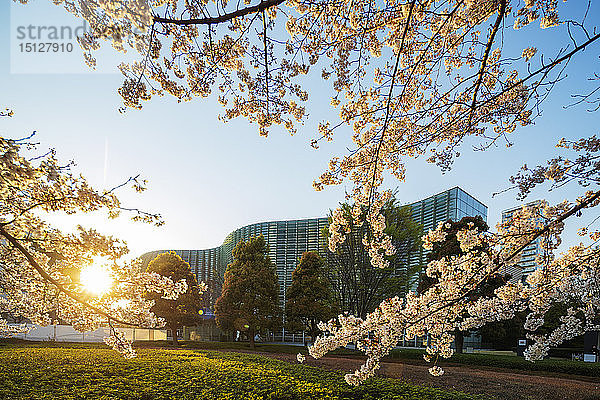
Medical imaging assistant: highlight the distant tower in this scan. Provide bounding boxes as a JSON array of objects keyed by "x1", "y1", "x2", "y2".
[{"x1": 501, "y1": 200, "x2": 546, "y2": 284}]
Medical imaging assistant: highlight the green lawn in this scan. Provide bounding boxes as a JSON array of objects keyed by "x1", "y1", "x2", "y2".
[
  {"x1": 0, "y1": 346, "x2": 482, "y2": 400},
  {"x1": 4, "y1": 339, "x2": 596, "y2": 379},
  {"x1": 142, "y1": 340, "x2": 600, "y2": 378}
]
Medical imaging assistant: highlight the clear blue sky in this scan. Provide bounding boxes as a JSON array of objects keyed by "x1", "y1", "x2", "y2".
[{"x1": 1, "y1": 0, "x2": 598, "y2": 257}]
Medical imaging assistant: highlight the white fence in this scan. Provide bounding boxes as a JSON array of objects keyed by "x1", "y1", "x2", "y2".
[{"x1": 10, "y1": 324, "x2": 167, "y2": 343}]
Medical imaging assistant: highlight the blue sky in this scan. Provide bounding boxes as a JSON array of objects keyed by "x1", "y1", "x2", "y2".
[{"x1": 1, "y1": 0, "x2": 599, "y2": 257}]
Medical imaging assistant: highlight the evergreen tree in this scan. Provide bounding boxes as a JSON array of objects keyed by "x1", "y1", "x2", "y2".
[
  {"x1": 214, "y1": 235, "x2": 281, "y2": 348},
  {"x1": 146, "y1": 252, "x2": 205, "y2": 346},
  {"x1": 286, "y1": 252, "x2": 338, "y2": 343}
]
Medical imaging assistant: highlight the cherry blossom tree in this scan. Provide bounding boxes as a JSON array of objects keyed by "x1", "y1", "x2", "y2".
[
  {"x1": 13, "y1": 0, "x2": 600, "y2": 383},
  {"x1": 417, "y1": 215, "x2": 509, "y2": 354},
  {"x1": 0, "y1": 109, "x2": 197, "y2": 358}
]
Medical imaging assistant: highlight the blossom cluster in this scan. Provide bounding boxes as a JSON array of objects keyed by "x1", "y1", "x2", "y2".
[
  {"x1": 104, "y1": 328, "x2": 136, "y2": 359},
  {"x1": 0, "y1": 320, "x2": 29, "y2": 338},
  {"x1": 309, "y1": 197, "x2": 600, "y2": 384},
  {"x1": 0, "y1": 113, "x2": 205, "y2": 358}
]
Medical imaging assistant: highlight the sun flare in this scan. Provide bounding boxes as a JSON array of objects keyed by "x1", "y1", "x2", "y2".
[{"x1": 80, "y1": 262, "x2": 113, "y2": 296}]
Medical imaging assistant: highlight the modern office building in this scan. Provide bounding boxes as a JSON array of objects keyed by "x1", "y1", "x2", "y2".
[
  {"x1": 143, "y1": 187, "x2": 487, "y2": 311},
  {"x1": 407, "y1": 187, "x2": 487, "y2": 271},
  {"x1": 501, "y1": 200, "x2": 545, "y2": 284}
]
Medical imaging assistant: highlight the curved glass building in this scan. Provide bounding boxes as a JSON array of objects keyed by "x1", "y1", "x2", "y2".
[
  {"x1": 143, "y1": 186, "x2": 487, "y2": 309},
  {"x1": 142, "y1": 217, "x2": 330, "y2": 307}
]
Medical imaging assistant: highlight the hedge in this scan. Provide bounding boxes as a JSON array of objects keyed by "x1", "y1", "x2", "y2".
[{"x1": 387, "y1": 348, "x2": 600, "y2": 377}]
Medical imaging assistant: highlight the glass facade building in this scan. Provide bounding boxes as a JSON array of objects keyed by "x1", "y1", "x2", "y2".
[
  {"x1": 501, "y1": 200, "x2": 545, "y2": 284},
  {"x1": 407, "y1": 187, "x2": 487, "y2": 270},
  {"x1": 218, "y1": 218, "x2": 329, "y2": 306},
  {"x1": 143, "y1": 218, "x2": 329, "y2": 308},
  {"x1": 144, "y1": 187, "x2": 487, "y2": 309}
]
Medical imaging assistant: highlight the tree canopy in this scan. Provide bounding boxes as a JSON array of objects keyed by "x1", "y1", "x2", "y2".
[
  {"x1": 325, "y1": 196, "x2": 422, "y2": 318},
  {"x1": 214, "y1": 235, "x2": 281, "y2": 348},
  {"x1": 146, "y1": 252, "x2": 207, "y2": 346},
  {"x1": 286, "y1": 252, "x2": 338, "y2": 342},
  {"x1": 13, "y1": 0, "x2": 600, "y2": 384},
  {"x1": 0, "y1": 110, "x2": 193, "y2": 357}
]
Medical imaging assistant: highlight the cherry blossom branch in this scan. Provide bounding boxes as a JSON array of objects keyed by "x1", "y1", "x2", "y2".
[
  {"x1": 468, "y1": 0, "x2": 507, "y2": 125},
  {"x1": 263, "y1": 10, "x2": 269, "y2": 118},
  {"x1": 477, "y1": 31, "x2": 600, "y2": 111},
  {"x1": 102, "y1": 174, "x2": 143, "y2": 195},
  {"x1": 365, "y1": 0, "x2": 416, "y2": 210},
  {"x1": 409, "y1": 190, "x2": 600, "y2": 329},
  {"x1": 0, "y1": 225, "x2": 135, "y2": 327},
  {"x1": 136, "y1": 23, "x2": 156, "y2": 89}
]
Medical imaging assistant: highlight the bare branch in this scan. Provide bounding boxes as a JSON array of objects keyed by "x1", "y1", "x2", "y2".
[
  {"x1": 153, "y1": 0, "x2": 285, "y2": 26},
  {"x1": 263, "y1": 9, "x2": 269, "y2": 118}
]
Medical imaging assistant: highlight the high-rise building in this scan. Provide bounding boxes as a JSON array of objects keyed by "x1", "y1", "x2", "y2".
[
  {"x1": 501, "y1": 200, "x2": 545, "y2": 284},
  {"x1": 143, "y1": 187, "x2": 487, "y2": 310}
]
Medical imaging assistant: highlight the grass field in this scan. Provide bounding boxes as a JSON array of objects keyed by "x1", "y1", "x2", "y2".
[
  {"x1": 0, "y1": 346, "x2": 483, "y2": 400},
  {"x1": 4, "y1": 339, "x2": 598, "y2": 378},
  {"x1": 140, "y1": 340, "x2": 600, "y2": 378}
]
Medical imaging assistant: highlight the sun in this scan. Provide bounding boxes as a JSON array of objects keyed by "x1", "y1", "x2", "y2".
[{"x1": 80, "y1": 261, "x2": 113, "y2": 296}]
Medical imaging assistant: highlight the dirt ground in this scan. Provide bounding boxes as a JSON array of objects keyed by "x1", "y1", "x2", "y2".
[{"x1": 221, "y1": 349, "x2": 600, "y2": 400}]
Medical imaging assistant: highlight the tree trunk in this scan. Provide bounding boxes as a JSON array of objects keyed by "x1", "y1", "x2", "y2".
[
  {"x1": 171, "y1": 323, "x2": 179, "y2": 347},
  {"x1": 249, "y1": 327, "x2": 255, "y2": 349},
  {"x1": 455, "y1": 331, "x2": 464, "y2": 354}
]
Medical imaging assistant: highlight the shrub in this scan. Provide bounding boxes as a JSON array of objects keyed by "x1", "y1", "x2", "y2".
[{"x1": 388, "y1": 348, "x2": 600, "y2": 377}]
